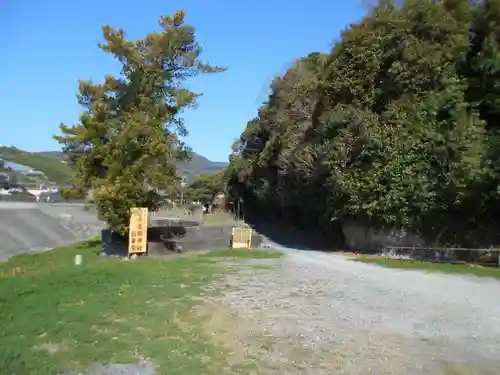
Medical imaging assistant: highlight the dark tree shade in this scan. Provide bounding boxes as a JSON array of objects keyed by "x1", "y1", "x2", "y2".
[{"x1": 227, "y1": 0, "x2": 500, "y2": 247}]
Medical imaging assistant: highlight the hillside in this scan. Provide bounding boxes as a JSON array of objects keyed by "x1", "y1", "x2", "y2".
[
  {"x1": 176, "y1": 155, "x2": 228, "y2": 180},
  {"x1": 0, "y1": 147, "x2": 72, "y2": 184},
  {"x1": 0, "y1": 147, "x2": 227, "y2": 184}
]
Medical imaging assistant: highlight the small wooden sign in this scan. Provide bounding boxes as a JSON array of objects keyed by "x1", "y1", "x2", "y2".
[
  {"x1": 128, "y1": 207, "x2": 148, "y2": 255},
  {"x1": 231, "y1": 227, "x2": 253, "y2": 249}
]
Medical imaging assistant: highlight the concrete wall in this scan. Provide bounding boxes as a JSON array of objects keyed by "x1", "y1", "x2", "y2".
[
  {"x1": 341, "y1": 219, "x2": 425, "y2": 251},
  {"x1": 0, "y1": 202, "x2": 259, "y2": 260},
  {"x1": 0, "y1": 207, "x2": 76, "y2": 260},
  {"x1": 102, "y1": 224, "x2": 263, "y2": 257},
  {"x1": 0, "y1": 194, "x2": 36, "y2": 202},
  {"x1": 0, "y1": 202, "x2": 104, "y2": 261},
  {"x1": 340, "y1": 221, "x2": 499, "y2": 263},
  {"x1": 0, "y1": 194, "x2": 85, "y2": 204}
]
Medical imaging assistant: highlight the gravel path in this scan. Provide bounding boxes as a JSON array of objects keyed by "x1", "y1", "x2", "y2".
[{"x1": 218, "y1": 246, "x2": 500, "y2": 374}]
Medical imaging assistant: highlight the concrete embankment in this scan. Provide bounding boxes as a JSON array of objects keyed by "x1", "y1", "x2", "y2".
[{"x1": 0, "y1": 202, "x2": 104, "y2": 260}]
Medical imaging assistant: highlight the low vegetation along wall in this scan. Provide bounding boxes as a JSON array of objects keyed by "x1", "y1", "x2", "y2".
[{"x1": 341, "y1": 220, "x2": 499, "y2": 265}]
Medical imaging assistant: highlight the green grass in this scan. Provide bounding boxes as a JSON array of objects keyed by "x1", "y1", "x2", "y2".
[
  {"x1": 201, "y1": 248, "x2": 283, "y2": 259},
  {"x1": 355, "y1": 257, "x2": 500, "y2": 280},
  {"x1": 0, "y1": 241, "x2": 279, "y2": 375},
  {"x1": 0, "y1": 146, "x2": 72, "y2": 183}
]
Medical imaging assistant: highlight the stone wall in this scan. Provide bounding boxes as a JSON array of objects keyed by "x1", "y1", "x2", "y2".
[
  {"x1": 102, "y1": 222, "x2": 263, "y2": 257},
  {"x1": 341, "y1": 219, "x2": 425, "y2": 252},
  {"x1": 340, "y1": 219, "x2": 498, "y2": 264}
]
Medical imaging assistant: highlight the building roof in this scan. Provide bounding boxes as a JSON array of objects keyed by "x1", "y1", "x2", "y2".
[{"x1": 0, "y1": 158, "x2": 46, "y2": 176}]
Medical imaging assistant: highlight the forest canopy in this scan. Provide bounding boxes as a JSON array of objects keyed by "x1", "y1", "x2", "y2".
[{"x1": 226, "y1": 0, "x2": 500, "y2": 247}]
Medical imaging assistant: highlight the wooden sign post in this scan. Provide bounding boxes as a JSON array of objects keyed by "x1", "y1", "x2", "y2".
[
  {"x1": 231, "y1": 227, "x2": 253, "y2": 249},
  {"x1": 128, "y1": 207, "x2": 148, "y2": 256}
]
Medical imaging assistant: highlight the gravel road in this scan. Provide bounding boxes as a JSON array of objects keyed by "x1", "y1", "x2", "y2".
[
  {"x1": 218, "y1": 244, "x2": 500, "y2": 375},
  {"x1": 4, "y1": 203, "x2": 499, "y2": 374}
]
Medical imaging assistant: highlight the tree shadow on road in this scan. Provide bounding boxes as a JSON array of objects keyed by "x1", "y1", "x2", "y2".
[{"x1": 244, "y1": 213, "x2": 346, "y2": 252}]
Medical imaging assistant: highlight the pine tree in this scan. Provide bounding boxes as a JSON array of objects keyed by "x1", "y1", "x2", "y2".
[{"x1": 55, "y1": 11, "x2": 225, "y2": 234}]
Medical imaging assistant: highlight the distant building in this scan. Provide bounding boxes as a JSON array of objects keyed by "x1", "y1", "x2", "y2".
[
  {"x1": 0, "y1": 158, "x2": 46, "y2": 178},
  {"x1": 26, "y1": 170, "x2": 46, "y2": 177}
]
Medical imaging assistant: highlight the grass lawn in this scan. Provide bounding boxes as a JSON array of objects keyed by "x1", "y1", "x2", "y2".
[
  {"x1": 355, "y1": 257, "x2": 500, "y2": 280},
  {"x1": 200, "y1": 248, "x2": 282, "y2": 259},
  {"x1": 0, "y1": 242, "x2": 282, "y2": 375}
]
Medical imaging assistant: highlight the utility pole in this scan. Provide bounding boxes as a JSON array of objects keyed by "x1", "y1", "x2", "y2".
[
  {"x1": 180, "y1": 176, "x2": 187, "y2": 205},
  {"x1": 240, "y1": 197, "x2": 244, "y2": 222}
]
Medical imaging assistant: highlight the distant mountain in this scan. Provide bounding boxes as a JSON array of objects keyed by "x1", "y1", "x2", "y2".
[
  {"x1": 176, "y1": 153, "x2": 228, "y2": 181},
  {"x1": 34, "y1": 150, "x2": 228, "y2": 182}
]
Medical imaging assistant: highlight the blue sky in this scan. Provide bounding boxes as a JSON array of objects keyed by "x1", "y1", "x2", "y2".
[{"x1": 0, "y1": 1, "x2": 366, "y2": 162}]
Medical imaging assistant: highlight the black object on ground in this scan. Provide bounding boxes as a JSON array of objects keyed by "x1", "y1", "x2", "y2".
[{"x1": 100, "y1": 229, "x2": 128, "y2": 257}]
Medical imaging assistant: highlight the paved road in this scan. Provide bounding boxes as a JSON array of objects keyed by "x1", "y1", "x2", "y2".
[
  {"x1": 0, "y1": 202, "x2": 104, "y2": 260},
  {"x1": 218, "y1": 241, "x2": 500, "y2": 374}
]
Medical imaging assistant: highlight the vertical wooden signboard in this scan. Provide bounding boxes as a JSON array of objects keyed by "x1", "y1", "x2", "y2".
[
  {"x1": 231, "y1": 227, "x2": 253, "y2": 249},
  {"x1": 128, "y1": 207, "x2": 148, "y2": 255}
]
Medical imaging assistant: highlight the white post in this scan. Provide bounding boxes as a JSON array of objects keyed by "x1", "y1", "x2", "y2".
[
  {"x1": 180, "y1": 176, "x2": 187, "y2": 206},
  {"x1": 75, "y1": 254, "x2": 82, "y2": 266}
]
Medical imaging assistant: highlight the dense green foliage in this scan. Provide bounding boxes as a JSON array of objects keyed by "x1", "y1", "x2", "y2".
[
  {"x1": 183, "y1": 171, "x2": 226, "y2": 203},
  {"x1": 227, "y1": 0, "x2": 500, "y2": 247},
  {"x1": 55, "y1": 11, "x2": 225, "y2": 233}
]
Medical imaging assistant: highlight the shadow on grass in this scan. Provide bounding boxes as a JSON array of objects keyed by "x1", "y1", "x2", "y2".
[
  {"x1": 201, "y1": 248, "x2": 283, "y2": 259},
  {"x1": 75, "y1": 238, "x2": 101, "y2": 250}
]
